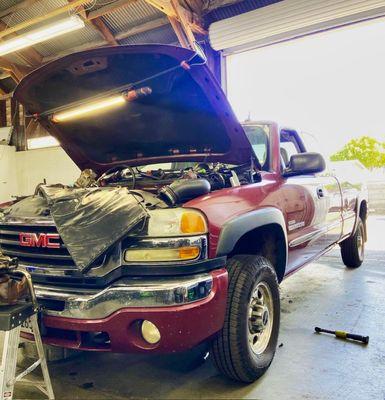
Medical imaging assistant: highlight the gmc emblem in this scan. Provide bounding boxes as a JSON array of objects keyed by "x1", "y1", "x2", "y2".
[{"x1": 19, "y1": 233, "x2": 61, "y2": 249}]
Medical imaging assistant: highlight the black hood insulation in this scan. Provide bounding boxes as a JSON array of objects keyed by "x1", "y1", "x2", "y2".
[{"x1": 4, "y1": 186, "x2": 148, "y2": 272}]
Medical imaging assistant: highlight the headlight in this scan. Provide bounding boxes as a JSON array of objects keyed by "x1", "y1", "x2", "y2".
[
  {"x1": 123, "y1": 236, "x2": 207, "y2": 263},
  {"x1": 123, "y1": 208, "x2": 208, "y2": 263},
  {"x1": 145, "y1": 208, "x2": 208, "y2": 237}
]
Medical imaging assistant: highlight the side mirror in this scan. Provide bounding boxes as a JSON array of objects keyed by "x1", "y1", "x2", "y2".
[{"x1": 283, "y1": 152, "x2": 326, "y2": 177}]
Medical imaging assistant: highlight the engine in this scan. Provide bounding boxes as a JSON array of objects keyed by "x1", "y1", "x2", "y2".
[{"x1": 96, "y1": 162, "x2": 257, "y2": 206}]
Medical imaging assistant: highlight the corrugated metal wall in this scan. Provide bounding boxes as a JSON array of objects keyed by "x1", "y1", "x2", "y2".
[{"x1": 206, "y1": 0, "x2": 281, "y2": 24}]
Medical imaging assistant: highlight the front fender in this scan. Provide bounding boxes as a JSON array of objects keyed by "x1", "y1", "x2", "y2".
[{"x1": 216, "y1": 207, "x2": 288, "y2": 259}]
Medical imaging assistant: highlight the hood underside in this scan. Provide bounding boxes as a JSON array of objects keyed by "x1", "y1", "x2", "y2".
[{"x1": 15, "y1": 45, "x2": 252, "y2": 173}]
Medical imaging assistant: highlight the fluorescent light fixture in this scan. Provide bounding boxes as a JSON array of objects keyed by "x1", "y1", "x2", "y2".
[
  {"x1": 0, "y1": 16, "x2": 85, "y2": 57},
  {"x1": 27, "y1": 136, "x2": 59, "y2": 149},
  {"x1": 50, "y1": 87, "x2": 152, "y2": 123},
  {"x1": 52, "y1": 95, "x2": 126, "y2": 123}
]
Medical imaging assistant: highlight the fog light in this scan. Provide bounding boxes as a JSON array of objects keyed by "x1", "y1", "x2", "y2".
[{"x1": 141, "y1": 320, "x2": 161, "y2": 344}]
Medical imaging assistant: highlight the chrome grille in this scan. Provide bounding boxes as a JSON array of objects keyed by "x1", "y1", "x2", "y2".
[{"x1": 0, "y1": 223, "x2": 76, "y2": 269}]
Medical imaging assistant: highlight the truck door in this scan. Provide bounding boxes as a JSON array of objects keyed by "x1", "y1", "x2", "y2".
[
  {"x1": 331, "y1": 170, "x2": 361, "y2": 238},
  {"x1": 279, "y1": 130, "x2": 343, "y2": 273}
]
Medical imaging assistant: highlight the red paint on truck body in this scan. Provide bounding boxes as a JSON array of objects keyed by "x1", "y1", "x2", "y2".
[{"x1": 22, "y1": 269, "x2": 228, "y2": 353}]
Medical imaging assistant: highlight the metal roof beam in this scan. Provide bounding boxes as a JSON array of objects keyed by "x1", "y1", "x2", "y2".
[
  {"x1": 87, "y1": 0, "x2": 137, "y2": 20},
  {"x1": 9, "y1": 63, "x2": 31, "y2": 83},
  {"x1": 170, "y1": 0, "x2": 198, "y2": 48},
  {"x1": 43, "y1": 16, "x2": 169, "y2": 61},
  {"x1": 144, "y1": 0, "x2": 206, "y2": 48},
  {"x1": 67, "y1": 0, "x2": 118, "y2": 46},
  {"x1": 144, "y1": 0, "x2": 206, "y2": 34},
  {"x1": 0, "y1": 57, "x2": 32, "y2": 84},
  {"x1": 168, "y1": 16, "x2": 190, "y2": 48},
  {"x1": 89, "y1": 17, "x2": 118, "y2": 45}
]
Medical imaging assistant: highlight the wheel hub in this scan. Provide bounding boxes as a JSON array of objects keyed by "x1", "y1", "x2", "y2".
[
  {"x1": 248, "y1": 282, "x2": 274, "y2": 355},
  {"x1": 262, "y1": 310, "x2": 269, "y2": 326},
  {"x1": 357, "y1": 225, "x2": 364, "y2": 260}
]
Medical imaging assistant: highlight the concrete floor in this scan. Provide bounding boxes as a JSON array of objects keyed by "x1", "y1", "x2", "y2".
[{"x1": 10, "y1": 215, "x2": 385, "y2": 399}]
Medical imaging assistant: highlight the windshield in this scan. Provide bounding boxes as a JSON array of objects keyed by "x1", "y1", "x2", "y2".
[
  {"x1": 137, "y1": 162, "x2": 243, "y2": 172},
  {"x1": 136, "y1": 123, "x2": 270, "y2": 173},
  {"x1": 243, "y1": 124, "x2": 269, "y2": 170}
]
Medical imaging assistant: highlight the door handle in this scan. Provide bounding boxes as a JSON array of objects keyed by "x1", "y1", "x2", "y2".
[{"x1": 317, "y1": 188, "x2": 324, "y2": 198}]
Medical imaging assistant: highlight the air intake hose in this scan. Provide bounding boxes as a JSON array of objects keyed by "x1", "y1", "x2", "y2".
[{"x1": 159, "y1": 179, "x2": 211, "y2": 206}]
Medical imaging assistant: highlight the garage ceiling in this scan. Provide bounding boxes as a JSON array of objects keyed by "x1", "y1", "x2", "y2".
[
  {"x1": 0, "y1": 0, "x2": 259, "y2": 94},
  {"x1": 3, "y1": 0, "x2": 383, "y2": 94},
  {"x1": 209, "y1": 0, "x2": 385, "y2": 54}
]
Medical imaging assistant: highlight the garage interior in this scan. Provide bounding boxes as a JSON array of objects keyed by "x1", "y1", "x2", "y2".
[{"x1": 0, "y1": 0, "x2": 384, "y2": 398}]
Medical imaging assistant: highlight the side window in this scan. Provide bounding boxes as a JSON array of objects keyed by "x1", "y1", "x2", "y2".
[
  {"x1": 301, "y1": 132, "x2": 330, "y2": 175},
  {"x1": 243, "y1": 124, "x2": 269, "y2": 171},
  {"x1": 280, "y1": 141, "x2": 299, "y2": 164},
  {"x1": 280, "y1": 129, "x2": 302, "y2": 168}
]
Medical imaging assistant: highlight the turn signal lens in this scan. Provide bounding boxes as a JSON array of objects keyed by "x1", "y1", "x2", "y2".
[
  {"x1": 181, "y1": 212, "x2": 207, "y2": 234},
  {"x1": 124, "y1": 246, "x2": 200, "y2": 262},
  {"x1": 179, "y1": 246, "x2": 200, "y2": 260}
]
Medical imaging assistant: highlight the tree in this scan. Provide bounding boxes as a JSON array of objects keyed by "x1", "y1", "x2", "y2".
[{"x1": 330, "y1": 136, "x2": 385, "y2": 170}]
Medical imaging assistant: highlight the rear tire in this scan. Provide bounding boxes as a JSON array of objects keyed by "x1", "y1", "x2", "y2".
[
  {"x1": 340, "y1": 218, "x2": 365, "y2": 268},
  {"x1": 210, "y1": 255, "x2": 280, "y2": 383}
]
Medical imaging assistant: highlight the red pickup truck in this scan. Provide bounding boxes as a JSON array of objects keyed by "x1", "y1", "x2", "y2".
[{"x1": 0, "y1": 45, "x2": 367, "y2": 383}]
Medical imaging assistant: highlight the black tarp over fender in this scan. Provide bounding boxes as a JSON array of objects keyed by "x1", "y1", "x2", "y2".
[{"x1": 39, "y1": 186, "x2": 148, "y2": 272}]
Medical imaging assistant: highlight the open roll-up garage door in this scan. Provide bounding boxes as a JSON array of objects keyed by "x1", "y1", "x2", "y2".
[{"x1": 209, "y1": 0, "x2": 385, "y2": 54}]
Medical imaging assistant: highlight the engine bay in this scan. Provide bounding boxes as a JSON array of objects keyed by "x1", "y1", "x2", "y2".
[
  {"x1": 91, "y1": 163, "x2": 259, "y2": 197},
  {"x1": 93, "y1": 162, "x2": 259, "y2": 206}
]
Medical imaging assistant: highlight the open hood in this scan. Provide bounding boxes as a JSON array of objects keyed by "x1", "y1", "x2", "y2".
[{"x1": 15, "y1": 45, "x2": 253, "y2": 173}]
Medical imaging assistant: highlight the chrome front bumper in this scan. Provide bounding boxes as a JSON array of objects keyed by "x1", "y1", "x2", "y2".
[{"x1": 34, "y1": 273, "x2": 213, "y2": 319}]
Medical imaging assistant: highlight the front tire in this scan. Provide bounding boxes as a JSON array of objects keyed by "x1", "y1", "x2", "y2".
[
  {"x1": 210, "y1": 255, "x2": 280, "y2": 383},
  {"x1": 340, "y1": 218, "x2": 365, "y2": 268}
]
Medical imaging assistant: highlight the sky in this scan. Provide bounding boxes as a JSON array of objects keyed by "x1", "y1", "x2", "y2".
[{"x1": 226, "y1": 18, "x2": 385, "y2": 156}]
